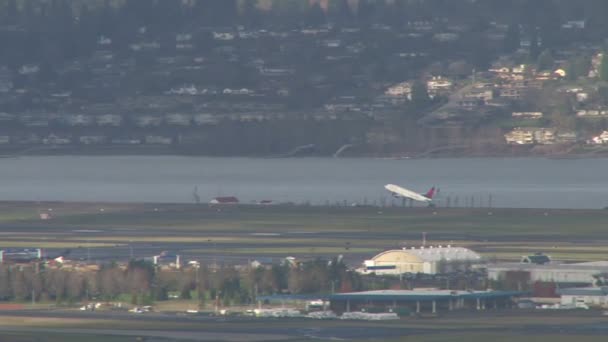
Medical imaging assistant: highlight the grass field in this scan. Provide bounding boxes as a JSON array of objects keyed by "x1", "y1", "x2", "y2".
[{"x1": 1, "y1": 202, "x2": 608, "y2": 262}]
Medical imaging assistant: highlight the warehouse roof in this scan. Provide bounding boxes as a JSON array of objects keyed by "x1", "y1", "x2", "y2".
[
  {"x1": 488, "y1": 261, "x2": 608, "y2": 272},
  {"x1": 329, "y1": 289, "x2": 524, "y2": 302}
]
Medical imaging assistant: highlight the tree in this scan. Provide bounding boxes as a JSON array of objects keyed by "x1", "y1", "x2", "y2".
[
  {"x1": 566, "y1": 55, "x2": 591, "y2": 81},
  {"x1": 599, "y1": 52, "x2": 608, "y2": 82},
  {"x1": 503, "y1": 23, "x2": 520, "y2": 53},
  {"x1": 549, "y1": 95, "x2": 576, "y2": 131},
  {"x1": 0, "y1": 266, "x2": 11, "y2": 300},
  {"x1": 410, "y1": 80, "x2": 430, "y2": 109},
  {"x1": 306, "y1": 3, "x2": 326, "y2": 26},
  {"x1": 528, "y1": 28, "x2": 540, "y2": 59},
  {"x1": 597, "y1": 85, "x2": 608, "y2": 105},
  {"x1": 331, "y1": 0, "x2": 355, "y2": 26},
  {"x1": 574, "y1": 56, "x2": 591, "y2": 79},
  {"x1": 536, "y1": 49, "x2": 554, "y2": 71}
]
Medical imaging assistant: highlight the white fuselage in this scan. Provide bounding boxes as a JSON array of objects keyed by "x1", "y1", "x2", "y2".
[{"x1": 384, "y1": 184, "x2": 431, "y2": 202}]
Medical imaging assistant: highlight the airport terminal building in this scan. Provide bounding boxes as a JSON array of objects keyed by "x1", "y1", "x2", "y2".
[
  {"x1": 329, "y1": 289, "x2": 523, "y2": 314},
  {"x1": 358, "y1": 246, "x2": 482, "y2": 275}
]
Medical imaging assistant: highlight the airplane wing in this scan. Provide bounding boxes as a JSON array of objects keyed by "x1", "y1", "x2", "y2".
[{"x1": 384, "y1": 184, "x2": 432, "y2": 202}]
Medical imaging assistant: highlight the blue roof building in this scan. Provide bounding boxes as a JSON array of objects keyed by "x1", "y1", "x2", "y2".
[{"x1": 329, "y1": 289, "x2": 525, "y2": 314}]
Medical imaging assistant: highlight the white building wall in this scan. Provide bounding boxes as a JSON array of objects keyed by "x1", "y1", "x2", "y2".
[
  {"x1": 561, "y1": 294, "x2": 607, "y2": 306},
  {"x1": 487, "y1": 263, "x2": 608, "y2": 284}
]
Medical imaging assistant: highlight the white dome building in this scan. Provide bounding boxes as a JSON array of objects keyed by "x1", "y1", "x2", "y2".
[{"x1": 359, "y1": 246, "x2": 481, "y2": 275}]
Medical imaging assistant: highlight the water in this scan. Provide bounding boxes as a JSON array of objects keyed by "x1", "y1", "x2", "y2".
[{"x1": 0, "y1": 156, "x2": 606, "y2": 209}]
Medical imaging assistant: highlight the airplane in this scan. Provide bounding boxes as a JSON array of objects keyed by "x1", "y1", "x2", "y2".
[{"x1": 384, "y1": 184, "x2": 438, "y2": 206}]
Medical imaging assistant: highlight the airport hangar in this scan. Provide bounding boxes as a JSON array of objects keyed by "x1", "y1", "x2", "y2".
[
  {"x1": 358, "y1": 246, "x2": 482, "y2": 275},
  {"x1": 329, "y1": 289, "x2": 524, "y2": 314}
]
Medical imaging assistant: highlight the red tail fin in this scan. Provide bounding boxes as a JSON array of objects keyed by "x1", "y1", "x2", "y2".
[{"x1": 424, "y1": 187, "x2": 436, "y2": 199}]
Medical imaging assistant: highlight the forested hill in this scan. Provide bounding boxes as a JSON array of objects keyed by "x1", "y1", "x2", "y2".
[{"x1": 0, "y1": 1, "x2": 607, "y2": 156}]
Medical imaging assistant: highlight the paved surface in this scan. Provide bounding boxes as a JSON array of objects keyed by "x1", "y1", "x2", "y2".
[{"x1": 0, "y1": 326, "x2": 289, "y2": 341}]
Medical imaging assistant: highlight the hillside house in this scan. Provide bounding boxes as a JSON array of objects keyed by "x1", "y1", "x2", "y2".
[
  {"x1": 512, "y1": 112, "x2": 543, "y2": 119},
  {"x1": 213, "y1": 32, "x2": 235, "y2": 40},
  {"x1": 79, "y1": 136, "x2": 106, "y2": 145},
  {"x1": 433, "y1": 32, "x2": 459, "y2": 42},
  {"x1": 96, "y1": 114, "x2": 123, "y2": 126},
  {"x1": 463, "y1": 89, "x2": 494, "y2": 102},
  {"x1": 577, "y1": 109, "x2": 608, "y2": 117},
  {"x1": 65, "y1": 114, "x2": 94, "y2": 127},
  {"x1": 556, "y1": 131, "x2": 578, "y2": 143},
  {"x1": 427, "y1": 76, "x2": 453, "y2": 97},
  {"x1": 19, "y1": 64, "x2": 39, "y2": 75},
  {"x1": 505, "y1": 128, "x2": 555, "y2": 145},
  {"x1": 135, "y1": 116, "x2": 163, "y2": 127},
  {"x1": 499, "y1": 88, "x2": 523, "y2": 100},
  {"x1": 43, "y1": 134, "x2": 71, "y2": 145},
  {"x1": 193, "y1": 114, "x2": 219, "y2": 125},
  {"x1": 0, "y1": 67, "x2": 12, "y2": 92},
  {"x1": 562, "y1": 20, "x2": 586, "y2": 30},
  {"x1": 129, "y1": 41, "x2": 160, "y2": 52},
  {"x1": 385, "y1": 82, "x2": 411, "y2": 98},
  {"x1": 534, "y1": 129, "x2": 556, "y2": 144},
  {"x1": 19, "y1": 115, "x2": 50, "y2": 127},
  {"x1": 111, "y1": 138, "x2": 141, "y2": 145},
  {"x1": 223, "y1": 88, "x2": 254, "y2": 95},
  {"x1": 145, "y1": 136, "x2": 172, "y2": 145},
  {"x1": 589, "y1": 131, "x2": 608, "y2": 144},
  {"x1": 165, "y1": 113, "x2": 192, "y2": 126}
]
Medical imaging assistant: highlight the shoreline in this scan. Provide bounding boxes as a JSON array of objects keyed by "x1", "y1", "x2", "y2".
[{"x1": 0, "y1": 144, "x2": 608, "y2": 159}]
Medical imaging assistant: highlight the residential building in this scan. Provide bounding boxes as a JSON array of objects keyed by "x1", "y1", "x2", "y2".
[
  {"x1": 193, "y1": 114, "x2": 219, "y2": 125},
  {"x1": 165, "y1": 113, "x2": 192, "y2": 126},
  {"x1": 134, "y1": 116, "x2": 163, "y2": 127},
  {"x1": 512, "y1": 112, "x2": 543, "y2": 119},
  {"x1": 145, "y1": 135, "x2": 172, "y2": 145},
  {"x1": 499, "y1": 88, "x2": 523, "y2": 100},
  {"x1": 577, "y1": 109, "x2": 608, "y2": 117},
  {"x1": 589, "y1": 131, "x2": 608, "y2": 144},
  {"x1": 43, "y1": 134, "x2": 71, "y2": 145},
  {"x1": 79, "y1": 136, "x2": 106, "y2": 145},
  {"x1": 463, "y1": 89, "x2": 494, "y2": 102},
  {"x1": 385, "y1": 82, "x2": 411, "y2": 98},
  {"x1": 504, "y1": 128, "x2": 534, "y2": 145},
  {"x1": 96, "y1": 114, "x2": 123, "y2": 126}
]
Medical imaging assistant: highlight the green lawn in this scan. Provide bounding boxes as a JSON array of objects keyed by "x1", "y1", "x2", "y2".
[{"x1": 2, "y1": 202, "x2": 608, "y2": 262}]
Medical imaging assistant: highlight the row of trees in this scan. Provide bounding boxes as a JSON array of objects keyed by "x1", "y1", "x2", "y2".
[{"x1": 0, "y1": 258, "x2": 364, "y2": 306}]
